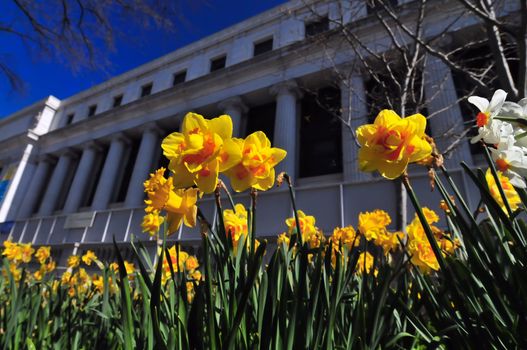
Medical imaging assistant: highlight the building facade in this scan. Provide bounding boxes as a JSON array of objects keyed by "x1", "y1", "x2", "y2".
[{"x1": 0, "y1": 0, "x2": 509, "y2": 264}]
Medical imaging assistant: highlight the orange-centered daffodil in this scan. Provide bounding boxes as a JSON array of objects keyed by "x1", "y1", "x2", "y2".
[
  {"x1": 224, "y1": 131, "x2": 286, "y2": 192},
  {"x1": 161, "y1": 112, "x2": 241, "y2": 193},
  {"x1": 356, "y1": 110, "x2": 432, "y2": 179},
  {"x1": 143, "y1": 167, "x2": 198, "y2": 235}
]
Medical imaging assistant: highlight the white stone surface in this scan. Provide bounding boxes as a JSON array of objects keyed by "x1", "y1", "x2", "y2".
[
  {"x1": 125, "y1": 125, "x2": 161, "y2": 207},
  {"x1": 271, "y1": 80, "x2": 301, "y2": 179}
]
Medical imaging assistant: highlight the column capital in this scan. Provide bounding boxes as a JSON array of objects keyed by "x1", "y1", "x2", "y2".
[
  {"x1": 80, "y1": 140, "x2": 104, "y2": 152},
  {"x1": 218, "y1": 96, "x2": 248, "y2": 113},
  {"x1": 57, "y1": 148, "x2": 79, "y2": 159},
  {"x1": 269, "y1": 80, "x2": 303, "y2": 98},
  {"x1": 143, "y1": 122, "x2": 164, "y2": 136},
  {"x1": 111, "y1": 132, "x2": 132, "y2": 145},
  {"x1": 37, "y1": 154, "x2": 57, "y2": 164}
]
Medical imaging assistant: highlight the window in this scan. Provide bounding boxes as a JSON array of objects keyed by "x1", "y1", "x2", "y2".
[
  {"x1": 113, "y1": 95, "x2": 123, "y2": 108},
  {"x1": 87, "y1": 105, "x2": 97, "y2": 117},
  {"x1": 253, "y1": 38, "x2": 273, "y2": 56},
  {"x1": 141, "y1": 83, "x2": 153, "y2": 98},
  {"x1": 299, "y1": 87, "x2": 342, "y2": 178},
  {"x1": 210, "y1": 55, "x2": 226, "y2": 72},
  {"x1": 172, "y1": 70, "x2": 187, "y2": 86},
  {"x1": 65, "y1": 113, "x2": 75, "y2": 125},
  {"x1": 245, "y1": 102, "x2": 276, "y2": 143},
  {"x1": 305, "y1": 16, "x2": 329, "y2": 37}
]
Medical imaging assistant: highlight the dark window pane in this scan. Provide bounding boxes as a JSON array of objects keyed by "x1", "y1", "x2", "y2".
[
  {"x1": 172, "y1": 70, "x2": 187, "y2": 86},
  {"x1": 305, "y1": 16, "x2": 329, "y2": 37},
  {"x1": 65, "y1": 113, "x2": 75, "y2": 125},
  {"x1": 113, "y1": 95, "x2": 123, "y2": 108},
  {"x1": 141, "y1": 83, "x2": 153, "y2": 98},
  {"x1": 88, "y1": 105, "x2": 97, "y2": 117},
  {"x1": 245, "y1": 102, "x2": 276, "y2": 143},
  {"x1": 210, "y1": 56, "x2": 226, "y2": 72},
  {"x1": 299, "y1": 87, "x2": 342, "y2": 177},
  {"x1": 253, "y1": 38, "x2": 273, "y2": 56}
]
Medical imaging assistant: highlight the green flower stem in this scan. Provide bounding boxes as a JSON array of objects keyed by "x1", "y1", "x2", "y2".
[
  {"x1": 219, "y1": 181, "x2": 236, "y2": 210},
  {"x1": 250, "y1": 188, "x2": 257, "y2": 257},
  {"x1": 202, "y1": 233, "x2": 218, "y2": 349},
  {"x1": 284, "y1": 173, "x2": 303, "y2": 246}
]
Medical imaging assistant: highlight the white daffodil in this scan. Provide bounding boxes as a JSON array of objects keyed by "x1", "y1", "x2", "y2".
[
  {"x1": 501, "y1": 98, "x2": 527, "y2": 120},
  {"x1": 499, "y1": 98, "x2": 527, "y2": 148},
  {"x1": 469, "y1": 89, "x2": 508, "y2": 144},
  {"x1": 490, "y1": 135, "x2": 527, "y2": 188},
  {"x1": 471, "y1": 119, "x2": 513, "y2": 144}
]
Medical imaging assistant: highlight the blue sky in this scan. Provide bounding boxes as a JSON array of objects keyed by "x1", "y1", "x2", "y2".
[{"x1": 0, "y1": 0, "x2": 287, "y2": 119}]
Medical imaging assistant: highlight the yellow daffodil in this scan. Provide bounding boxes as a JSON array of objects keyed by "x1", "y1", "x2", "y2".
[
  {"x1": 224, "y1": 131, "x2": 286, "y2": 192},
  {"x1": 356, "y1": 110, "x2": 432, "y2": 179},
  {"x1": 277, "y1": 233, "x2": 290, "y2": 247},
  {"x1": 124, "y1": 261, "x2": 135, "y2": 276},
  {"x1": 356, "y1": 252, "x2": 376, "y2": 276},
  {"x1": 285, "y1": 210, "x2": 325, "y2": 249},
  {"x1": 223, "y1": 203, "x2": 248, "y2": 249},
  {"x1": 141, "y1": 210, "x2": 165, "y2": 236},
  {"x1": 161, "y1": 113, "x2": 241, "y2": 193},
  {"x1": 67, "y1": 255, "x2": 80, "y2": 269},
  {"x1": 35, "y1": 246, "x2": 51, "y2": 264},
  {"x1": 61, "y1": 271, "x2": 72, "y2": 285},
  {"x1": 406, "y1": 208, "x2": 459, "y2": 273},
  {"x1": 143, "y1": 168, "x2": 199, "y2": 235},
  {"x1": 33, "y1": 269, "x2": 43, "y2": 281},
  {"x1": 485, "y1": 168, "x2": 521, "y2": 215},
  {"x1": 358, "y1": 210, "x2": 391, "y2": 241},
  {"x1": 330, "y1": 226, "x2": 360, "y2": 250},
  {"x1": 2, "y1": 240, "x2": 20, "y2": 262},
  {"x1": 407, "y1": 239, "x2": 439, "y2": 273},
  {"x1": 81, "y1": 250, "x2": 97, "y2": 266},
  {"x1": 44, "y1": 260, "x2": 56, "y2": 273},
  {"x1": 3, "y1": 241, "x2": 35, "y2": 264},
  {"x1": 375, "y1": 230, "x2": 404, "y2": 255},
  {"x1": 160, "y1": 246, "x2": 200, "y2": 286},
  {"x1": 92, "y1": 274, "x2": 104, "y2": 294},
  {"x1": 185, "y1": 256, "x2": 199, "y2": 271}
]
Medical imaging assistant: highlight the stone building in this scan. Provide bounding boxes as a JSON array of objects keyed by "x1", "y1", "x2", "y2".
[{"x1": 0, "y1": 0, "x2": 511, "y2": 263}]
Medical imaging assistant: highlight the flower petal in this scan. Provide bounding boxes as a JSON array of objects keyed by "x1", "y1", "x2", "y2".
[{"x1": 468, "y1": 96, "x2": 489, "y2": 113}]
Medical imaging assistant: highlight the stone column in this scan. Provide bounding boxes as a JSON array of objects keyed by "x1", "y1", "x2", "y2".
[
  {"x1": 92, "y1": 133, "x2": 130, "y2": 210},
  {"x1": 218, "y1": 96, "x2": 248, "y2": 137},
  {"x1": 38, "y1": 150, "x2": 77, "y2": 216},
  {"x1": 424, "y1": 55, "x2": 472, "y2": 168},
  {"x1": 341, "y1": 74, "x2": 372, "y2": 182},
  {"x1": 17, "y1": 155, "x2": 55, "y2": 218},
  {"x1": 62, "y1": 142, "x2": 101, "y2": 213},
  {"x1": 125, "y1": 124, "x2": 162, "y2": 207},
  {"x1": 270, "y1": 80, "x2": 302, "y2": 180}
]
